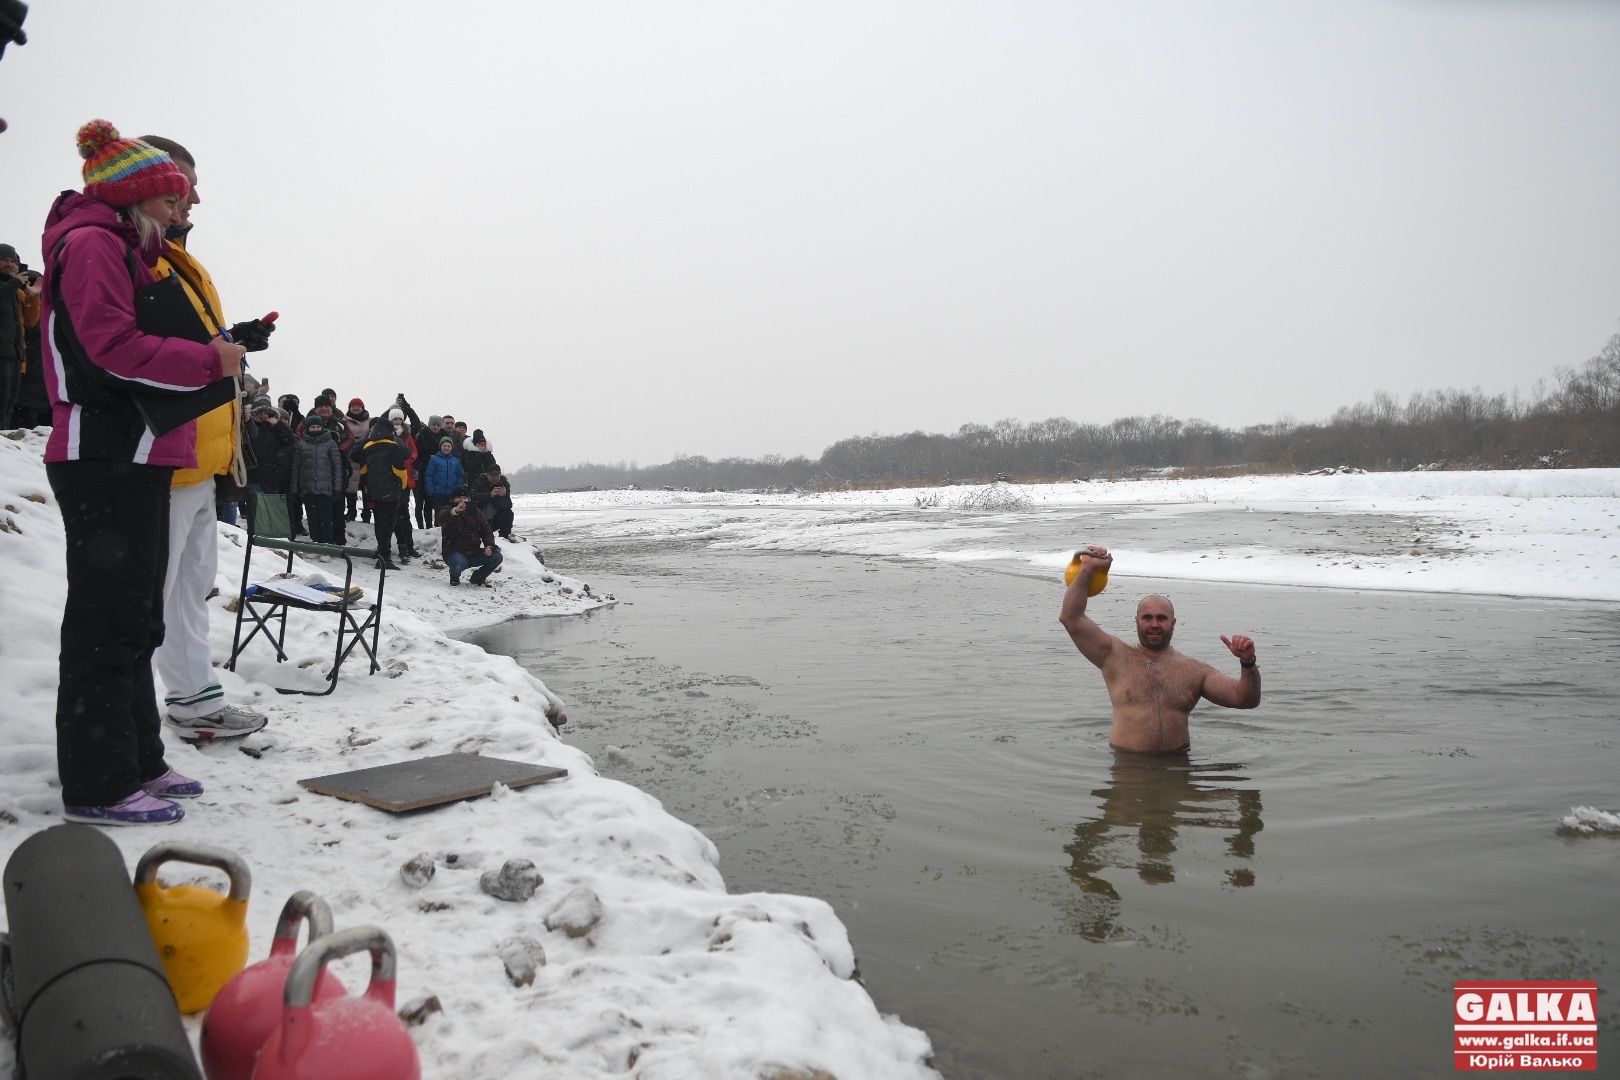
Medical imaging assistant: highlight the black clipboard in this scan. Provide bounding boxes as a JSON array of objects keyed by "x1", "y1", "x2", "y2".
[{"x1": 128, "y1": 269, "x2": 238, "y2": 436}]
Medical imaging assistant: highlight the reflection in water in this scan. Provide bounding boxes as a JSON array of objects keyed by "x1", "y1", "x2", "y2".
[{"x1": 1064, "y1": 752, "x2": 1263, "y2": 941}]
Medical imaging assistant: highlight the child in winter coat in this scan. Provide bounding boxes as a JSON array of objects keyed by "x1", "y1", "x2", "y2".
[{"x1": 423, "y1": 435, "x2": 464, "y2": 516}]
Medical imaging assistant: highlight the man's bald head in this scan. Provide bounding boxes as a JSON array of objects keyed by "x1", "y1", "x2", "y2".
[
  {"x1": 1137, "y1": 594, "x2": 1175, "y2": 618},
  {"x1": 1135, "y1": 594, "x2": 1176, "y2": 651}
]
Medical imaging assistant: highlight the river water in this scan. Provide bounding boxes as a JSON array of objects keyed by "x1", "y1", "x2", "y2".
[{"x1": 464, "y1": 504, "x2": 1619, "y2": 1079}]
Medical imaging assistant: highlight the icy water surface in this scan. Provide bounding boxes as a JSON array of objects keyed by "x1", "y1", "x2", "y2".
[{"x1": 466, "y1": 505, "x2": 1619, "y2": 1079}]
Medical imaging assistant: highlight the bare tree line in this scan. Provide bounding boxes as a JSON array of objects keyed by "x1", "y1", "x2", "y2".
[{"x1": 511, "y1": 330, "x2": 1620, "y2": 493}]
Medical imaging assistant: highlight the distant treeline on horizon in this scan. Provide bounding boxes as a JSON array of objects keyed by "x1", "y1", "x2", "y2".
[{"x1": 511, "y1": 331, "x2": 1620, "y2": 494}]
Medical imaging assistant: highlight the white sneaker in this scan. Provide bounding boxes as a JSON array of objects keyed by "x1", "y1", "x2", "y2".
[{"x1": 164, "y1": 704, "x2": 268, "y2": 742}]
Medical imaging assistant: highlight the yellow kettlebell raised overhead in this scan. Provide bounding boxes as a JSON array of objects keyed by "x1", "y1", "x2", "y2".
[
  {"x1": 135, "y1": 842, "x2": 253, "y2": 1014},
  {"x1": 1064, "y1": 548, "x2": 1109, "y2": 596}
]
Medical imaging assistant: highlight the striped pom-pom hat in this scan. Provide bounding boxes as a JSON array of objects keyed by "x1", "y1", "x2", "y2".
[{"x1": 75, "y1": 119, "x2": 189, "y2": 207}]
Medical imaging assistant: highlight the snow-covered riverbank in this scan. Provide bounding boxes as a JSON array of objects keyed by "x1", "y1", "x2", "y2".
[
  {"x1": 516, "y1": 469, "x2": 1620, "y2": 603},
  {"x1": 0, "y1": 429, "x2": 938, "y2": 1080}
]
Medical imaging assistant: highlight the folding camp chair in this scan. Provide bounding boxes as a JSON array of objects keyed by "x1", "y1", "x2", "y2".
[{"x1": 227, "y1": 493, "x2": 388, "y2": 695}]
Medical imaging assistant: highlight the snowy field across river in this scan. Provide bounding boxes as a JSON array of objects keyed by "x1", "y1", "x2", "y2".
[
  {"x1": 518, "y1": 468, "x2": 1620, "y2": 603},
  {"x1": 0, "y1": 429, "x2": 937, "y2": 1080}
]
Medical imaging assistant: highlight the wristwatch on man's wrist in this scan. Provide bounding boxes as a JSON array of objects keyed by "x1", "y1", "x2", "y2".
[{"x1": 1240, "y1": 659, "x2": 1257, "y2": 669}]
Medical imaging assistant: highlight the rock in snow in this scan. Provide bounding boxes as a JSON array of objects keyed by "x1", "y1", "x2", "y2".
[
  {"x1": 400, "y1": 853, "x2": 437, "y2": 889},
  {"x1": 479, "y1": 858, "x2": 543, "y2": 902},
  {"x1": 496, "y1": 936, "x2": 547, "y2": 986},
  {"x1": 544, "y1": 885, "x2": 605, "y2": 939}
]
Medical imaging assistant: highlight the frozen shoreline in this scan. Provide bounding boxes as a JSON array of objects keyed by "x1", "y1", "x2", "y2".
[
  {"x1": 0, "y1": 430, "x2": 939, "y2": 1080},
  {"x1": 516, "y1": 469, "x2": 1620, "y2": 604}
]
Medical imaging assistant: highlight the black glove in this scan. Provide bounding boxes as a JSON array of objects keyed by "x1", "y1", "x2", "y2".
[{"x1": 229, "y1": 319, "x2": 276, "y2": 352}]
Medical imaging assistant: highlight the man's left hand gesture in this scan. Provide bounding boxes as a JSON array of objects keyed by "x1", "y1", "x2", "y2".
[{"x1": 1221, "y1": 634, "x2": 1257, "y2": 666}]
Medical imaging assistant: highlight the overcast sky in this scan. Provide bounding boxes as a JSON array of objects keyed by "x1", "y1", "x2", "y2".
[{"x1": 3, "y1": 1, "x2": 1617, "y2": 469}]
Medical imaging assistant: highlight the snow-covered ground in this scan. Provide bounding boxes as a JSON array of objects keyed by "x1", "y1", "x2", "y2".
[
  {"x1": 518, "y1": 469, "x2": 1620, "y2": 602},
  {"x1": 0, "y1": 429, "x2": 938, "y2": 1080},
  {"x1": 3, "y1": 431, "x2": 1617, "y2": 1078}
]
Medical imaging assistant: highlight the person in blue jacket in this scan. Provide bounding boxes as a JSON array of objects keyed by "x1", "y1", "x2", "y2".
[{"x1": 423, "y1": 434, "x2": 464, "y2": 516}]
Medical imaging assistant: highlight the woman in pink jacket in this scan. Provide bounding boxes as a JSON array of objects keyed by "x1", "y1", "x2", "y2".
[{"x1": 41, "y1": 120, "x2": 246, "y2": 825}]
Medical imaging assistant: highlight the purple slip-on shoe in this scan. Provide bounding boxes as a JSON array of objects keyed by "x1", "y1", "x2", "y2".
[
  {"x1": 63, "y1": 789, "x2": 184, "y2": 826},
  {"x1": 143, "y1": 768, "x2": 204, "y2": 799}
]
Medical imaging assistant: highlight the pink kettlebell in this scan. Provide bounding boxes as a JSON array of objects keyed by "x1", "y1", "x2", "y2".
[
  {"x1": 201, "y1": 892, "x2": 346, "y2": 1080},
  {"x1": 250, "y1": 925, "x2": 419, "y2": 1080}
]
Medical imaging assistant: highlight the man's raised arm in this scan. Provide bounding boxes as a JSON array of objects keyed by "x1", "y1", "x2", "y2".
[
  {"x1": 1200, "y1": 634, "x2": 1262, "y2": 709},
  {"x1": 1059, "y1": 546, "x2": 1117, "y2": 669}
]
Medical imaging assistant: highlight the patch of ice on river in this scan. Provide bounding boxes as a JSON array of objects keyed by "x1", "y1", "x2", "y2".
[{"x1": 1558, "y1": 806, "x2": 1620, "y2": 835}]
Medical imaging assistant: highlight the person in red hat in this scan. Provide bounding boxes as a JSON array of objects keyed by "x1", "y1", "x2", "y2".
[{"x1": 40, "y1": 120, "x2": 248, "y2": 825}]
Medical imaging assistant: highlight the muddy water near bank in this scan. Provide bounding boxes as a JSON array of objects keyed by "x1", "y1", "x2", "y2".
[{"x1": 467, "y1": 519, "x2": 1618, "y2": 1079}]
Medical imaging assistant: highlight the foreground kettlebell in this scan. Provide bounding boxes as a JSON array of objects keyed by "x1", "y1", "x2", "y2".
[
  {"x1": 251, "y1": 925, "x2": 420, "y2": 1080},
  {"x1": 135, "y1": 842, "x2": 252, "y2": 1014},
  {"x1": 1064, "y1": 547, "x2": 1109, "y2": 595},
  {"x1": 202, "y1": 891, "x2": 347, "y2": 1080}
]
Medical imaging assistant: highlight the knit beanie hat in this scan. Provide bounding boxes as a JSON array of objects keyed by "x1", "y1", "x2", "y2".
[
  {"x1": 450, "y1": 485, "x2": 469, "y2": 499},
  {"x1": 313, "y1": 395, "x2": 332, "y2": 410},
  {"x1": 349, "y1": 397, "x2": 366, "y2": 411},
  {"x1": 306, "y1": 417, "x2": 325, "y2": 433},
  {"x1": 388, "y1": 408, "x2": 404, "y2": 422},
  {"x1": 252, "y1": 395, "x2": 274, "y2": 411},
  {"x1": 0, "y1": 244, "x2": 17, "y2": 261},
  {"x1": 76, "y1": 120, "x2": 190, "y2": 208},
  {"x1": 439, "y1": 436, "x2": 453, "y2": 448},
  {"x1": 428, "y1": 415, "x2": 443, "y2": 427}
]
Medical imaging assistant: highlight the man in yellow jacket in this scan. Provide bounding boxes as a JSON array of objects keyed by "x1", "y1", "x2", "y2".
[{"x1": 143, "y1": 136, "x2": 276, "y2": 742}]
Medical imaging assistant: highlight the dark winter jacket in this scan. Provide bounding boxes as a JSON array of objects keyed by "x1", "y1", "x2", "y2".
[
  {"x1": 38, "y1": 192, "x2": 221, "y2": 466},
  {"x1": 290, "y1": 427, "x2": 345, "y2": 497},
  {"x1": 245, "y1": 416, "x2": 296, "y2": 491},
  {"x1": 423, "y1": 451, "x2": 464, "y2": 497},
  {"x1": 469, "y1": 471, "x2": 512, "y2": 514},
  {"x1": 0, "y1": 272, "x2": 27, "y2": 362},
  {"x1": 351, "y1": 432, "x2": 409, "y2": 502},
  {"x1": 458, "y1": 446, "x2": 494, "y2": 480},
  {"x1": 437, "y1": 501, "x2": 494, "y2": 557}
]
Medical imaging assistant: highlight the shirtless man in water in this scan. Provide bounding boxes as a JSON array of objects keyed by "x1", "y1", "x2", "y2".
[{"x1": 1059, "y1": 546, "x2": 1261, "y2": 753}]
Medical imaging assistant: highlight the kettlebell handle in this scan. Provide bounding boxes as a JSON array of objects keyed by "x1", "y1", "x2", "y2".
[
  {"x1": 134, "y1": 842, "x2": 252, "y2": 901},
  {"x1": 273, "y1": 890, "x2": 334, "y2": 946},
  {"x1": 284, "y1": 925, "x2": 396, "y2": 1008}
]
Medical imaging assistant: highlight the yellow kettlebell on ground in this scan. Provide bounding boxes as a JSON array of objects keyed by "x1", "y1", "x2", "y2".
[
  {"x1": 135, "y1": 842, "x2": 253, "y2": 1013},
  {"x1": 1064, "y1": 548, "x2": 1109, "y2": 596}
]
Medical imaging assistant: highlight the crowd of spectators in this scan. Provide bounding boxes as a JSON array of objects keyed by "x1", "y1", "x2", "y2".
[{"x1": 227, "y1": 384, "x2": 518, "y2": 571}]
